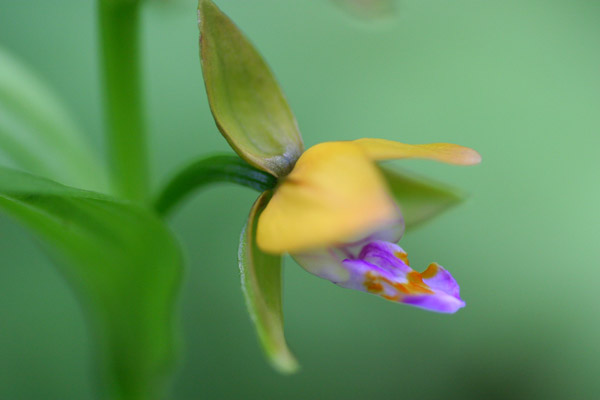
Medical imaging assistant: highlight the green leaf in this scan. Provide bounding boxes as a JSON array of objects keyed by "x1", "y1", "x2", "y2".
[
  {"x1": 0, "y1": 167, "x2": 182, "y2": 399},
  {"x1": 380, "y1": 166, "x2": 464, "y2": 229},
  {"x1": 239, "y1": 191, "x2": 299, "y2": 374},
  {"x1": 198, "y1": 0, "x2": 304, "y2": 177},
  {"x1": 0, "y1": 47, "x2": 108, "y2": 192}
]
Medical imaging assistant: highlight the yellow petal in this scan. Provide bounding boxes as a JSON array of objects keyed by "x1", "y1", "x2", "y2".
[
  {"x1": 353, "y1": 138, "x2": 481, "y2": 165},
  {"x1": 257, "y1": 141, "x2": 399, "y2": 254}
]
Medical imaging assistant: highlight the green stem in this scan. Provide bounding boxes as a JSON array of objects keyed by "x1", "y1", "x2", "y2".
[
  {"x1": 98, "y1": 0, "x2": 148, "y2": 202},
  {"x1": 154, "y1": 155, "x2": 277, "y2": 216}
]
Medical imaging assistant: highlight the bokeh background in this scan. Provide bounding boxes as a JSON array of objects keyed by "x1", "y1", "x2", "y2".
[{"x1": 1, "y1": 0, "x2": 599, "y2": 398}]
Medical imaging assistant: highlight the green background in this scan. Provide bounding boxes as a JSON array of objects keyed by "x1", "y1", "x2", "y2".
[{"x1": 1, "y1": 0, "x2": 599, "y2": 398}]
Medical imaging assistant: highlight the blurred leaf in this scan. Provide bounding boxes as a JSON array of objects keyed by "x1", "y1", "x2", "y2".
[
  {"x1": 239, "y1": 191, "x2": 299, "y2": 374},
  {"x1": 0, "y1": 167, "x2": 181, "y2": 399},
  {"x1": 0, "y1": 47, "x2": 108, "y2": 192},
  {"x1": 380, "y1": 166, "x2": 464, "y2": 229},
  {"x1": 331, "y1": 0, "x2": 396, "y2": 19},
  {"x1": 198, "y1": 0, "x2": 304, "y2": 177}
]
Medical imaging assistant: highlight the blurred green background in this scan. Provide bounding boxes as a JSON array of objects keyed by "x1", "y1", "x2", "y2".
[{"x1": 1, "y1": 0, "x2": 599, "y2": 398}]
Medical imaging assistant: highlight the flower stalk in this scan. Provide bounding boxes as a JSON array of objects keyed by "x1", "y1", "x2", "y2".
[
  {"x1": 154, "y1": 154, "x2": 277, "y2": 217},
  {"x1": 98, "y1": 0, "x2": 148, "y2": 202}
]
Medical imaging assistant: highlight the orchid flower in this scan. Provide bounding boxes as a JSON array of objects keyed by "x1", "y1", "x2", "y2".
[
  {"x1": 197, "y1": 0, "x2": 481, "y2": 373},
  {"x1": 257, "y1": 139, "x2": 478, "y2": 314}
]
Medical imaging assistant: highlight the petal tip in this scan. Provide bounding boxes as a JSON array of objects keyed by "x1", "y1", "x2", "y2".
[
  {"x1": 463, "y1": 148, "x2": 482, "y2": 165},
  {"x1": 402, "y1": 294, "x2": 465, "y2": 313},
  {"x1": 268, "y1": 351, "x2": 301, "y2": 375},
  {"x1": 441, "y1": 144, "x2": 482, "y2": 166}
]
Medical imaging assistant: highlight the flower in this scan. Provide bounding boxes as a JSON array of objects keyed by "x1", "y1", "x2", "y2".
[
  {"x1": 256, "y1": 139, "x2": 478, "y2": 313},
  {"x1": 198, "y1": 0, "x2": 481, "y2": 372}
]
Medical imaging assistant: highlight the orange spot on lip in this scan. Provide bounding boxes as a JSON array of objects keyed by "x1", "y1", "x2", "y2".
[
  {"x1": 395, "y1": 251, "x2": 410, "y2": 265},
  {"x1": 382, "y1": 294, "x2": 401, "y2": 301},
  {"x1": 363, "y1": 271, "x2": 384, "y2": 293},
  {"x1": 365, "y1": 281, "x2": 384, "y2": 293},
  {"x1": 405, "y1": 271, "x2": 434, "y2": 294},
  {"x1": 363, "y1": 268, "x2": 434, "y2": 302},
  {"x1": 421, "y1": 263, "x2": 439, "y2": 279}
]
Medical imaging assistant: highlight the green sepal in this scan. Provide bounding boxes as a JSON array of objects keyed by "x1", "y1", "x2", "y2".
[
  {"x1": 198, "y1": 0, "x2": 304, "y2": 177},
  {"x1": 380, "y1": 166, "x2": 465, "y2": 229},
  {"x1": 239, "y1": 191, "x2": 299, "y2": 374},
  {"x1": 0, "y1": 167, "x2": 182, "y2": 399}
]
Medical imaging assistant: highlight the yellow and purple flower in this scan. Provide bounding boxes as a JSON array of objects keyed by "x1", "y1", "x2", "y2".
[
  {"x1": 257, "y1": 139, "x2": 478, "y2": 313},
  {"x1": 198, "y1": 0, "x2": 480, "y2": 372}
]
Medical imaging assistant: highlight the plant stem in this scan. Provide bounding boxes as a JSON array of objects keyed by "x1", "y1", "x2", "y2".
[
  {"x1": 97, "y1": 2, "x2": 152, "y2": 399},
  {"x1": 154, "y1": 154, "x2": 277, "y2": 217},
  {"x1": 98, "y1": 0, "x2": 148, "y2": 202}
]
